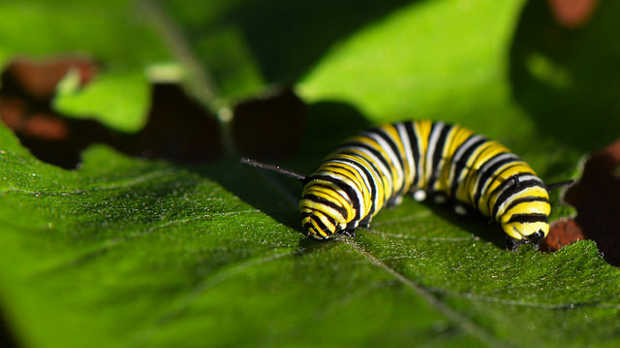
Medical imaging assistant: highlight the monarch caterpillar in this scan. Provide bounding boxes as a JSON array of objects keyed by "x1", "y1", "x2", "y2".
[{"x1": 243, "y1": 120, "x2": 572, "y2": 249}]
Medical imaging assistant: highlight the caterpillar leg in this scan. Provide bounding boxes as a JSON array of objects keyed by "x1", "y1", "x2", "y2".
[
  {"x1": 527, "y1": 230, "x2": 545, "y2": 244},
  {"x1": 359, "y1": 215, "x2": 372, "y2": 228},
  {"x1": 506, "y1": 235, "x2": 525, "y2": 252},
  {"x1": 505, "y1": 233, "x2": 543, "y2": 251},
  {"x1": 386, "y1": 195, "x2": 404, "y2": 208},
  {"x1": 453, "y1": 204, "x2": 468, "y2": 216},
  {"x1": 340, "y1": 229, "x2": 357, "y2": 238},
  {"x1": 433, "y1": 193, "x2": 447, "y2": 204}
]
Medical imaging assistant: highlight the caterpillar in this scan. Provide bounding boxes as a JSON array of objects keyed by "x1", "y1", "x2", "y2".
[{"x1": 242, "y1": 120, "x2": 572, "y2": 249}]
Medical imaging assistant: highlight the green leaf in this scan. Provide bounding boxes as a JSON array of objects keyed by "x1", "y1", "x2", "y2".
[
  {"x1": 1, "y1": 0, "x2": 620, "y2": 348},
  {"x1": 0, "y1": 0, "x2": 173, "y2": 132}
]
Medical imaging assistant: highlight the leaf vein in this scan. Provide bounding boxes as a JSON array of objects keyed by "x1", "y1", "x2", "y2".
[
  {"x1": 342, "y1": 237, "x2": 510, "y2": 348},
  {"x1": 367, "y1": 228, "x2": 475, "y2": 242},
  {"x1": 0, "y1": 169, "x2": 177, "y2": 196}
]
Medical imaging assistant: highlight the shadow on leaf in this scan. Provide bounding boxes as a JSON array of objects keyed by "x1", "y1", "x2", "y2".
[
  {"x1": 422, "y1": 199, "x2": 506, "y2": 250},
  {"x1": 196, "y1": 100, "x2": 374, "y2": 238},
  {"x1": 509, "y1": 0, "x2": 620, "y2": 151},
  {"x1": 0, "y1": 305, "x2": 18, "y2": 348}
]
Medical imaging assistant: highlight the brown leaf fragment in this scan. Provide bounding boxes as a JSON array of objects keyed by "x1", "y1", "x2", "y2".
[
  {"x1": 22, "y1": 113, "x2": 69, "y2": 141},
  {"x1": 7, "y1": 57, "x2": 98, "y2": 100},
  {"x1": 547, "y1": 0, "x2": 599, "y2": 29},
  {"x1": 551, "y1": 139, "x2": 620, "y2": 266},
  {"x1": 0, "y1": 97, "x2": 27, "y2": 130},
  {"x1": 543, "y1": 219, "x2": 585, "y2": 252}
]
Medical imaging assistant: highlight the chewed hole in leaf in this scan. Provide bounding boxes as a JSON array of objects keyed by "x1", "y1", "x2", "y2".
[
  {"x1": 0, "y1": 57, "x2": 223, "y2": 169},
  {"x1": 544, "y1": 139, "x2": 620, "y2": 266}
]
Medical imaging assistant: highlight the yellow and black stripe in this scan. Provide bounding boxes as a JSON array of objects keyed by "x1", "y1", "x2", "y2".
[{"x1": 300, "y1": 120, "x2": 551, "y2": 244}]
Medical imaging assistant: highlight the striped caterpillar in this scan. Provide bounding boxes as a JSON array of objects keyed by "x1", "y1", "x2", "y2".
[{"x1": 243, "y1": 120, "x2": 571, "y2": 249}]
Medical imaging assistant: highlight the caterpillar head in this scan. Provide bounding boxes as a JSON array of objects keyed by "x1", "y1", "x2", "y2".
[
  {"x1": 299, "y1": 180, "x2": 351, "y2": 240},
  {"x1": 499, "y1": 190, "x2": 551, "y2": 243},
  {"x1": 299, "y1": 195, "x2": 350, "y2": 240},
  {"x1": 299, "y1": 209, "x2": 341, "y2": 240},
  {"x1": 501, "y1": 218, "x2": 549, "y2": 243}
]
